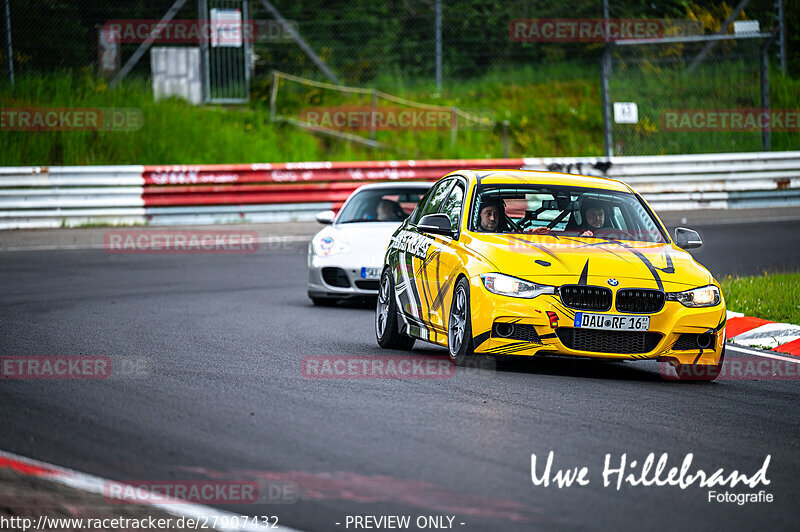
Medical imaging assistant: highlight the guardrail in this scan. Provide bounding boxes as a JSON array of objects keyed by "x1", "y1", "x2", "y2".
[
  {"x1": 521, "y1": 151, "x2": 800, "y2": 211},
  {"x1": 1, "y1": 152, "x2": 798, "y2": 229},
  {"x1": 0, "y1": 166, "x2": 146, "y2": 230}
]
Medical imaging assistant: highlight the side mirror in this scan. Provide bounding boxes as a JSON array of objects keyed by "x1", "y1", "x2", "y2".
[
  {"x1": 315, "y1": 210, "x2": 335, "y2": 225},
  {"x1": 674, "y1": 227, "x2": 703, "y2": 249},
  {"x1": 418, "y1": 214, "x2": 453, "y2": 236}
]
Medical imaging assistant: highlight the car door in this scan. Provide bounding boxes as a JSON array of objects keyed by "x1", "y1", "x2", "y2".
[
  {"x1": 420, "y1": 178, "x2": 467, "y2": 339},
  {"x1": 391, "y1": 178, "x2": 455, "y2": 342}
]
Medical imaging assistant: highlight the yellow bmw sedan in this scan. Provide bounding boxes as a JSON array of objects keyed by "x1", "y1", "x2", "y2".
[{"x1": 375, "y1": 170, "x2": 726, "y2": 381}]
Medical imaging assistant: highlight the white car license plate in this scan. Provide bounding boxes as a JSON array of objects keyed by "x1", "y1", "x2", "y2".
[
  {"x1": 361, "y1": 267, "x2": 381, "y2": 280},
  {"x1": 573, "y1": 312, "x2": 650, "y2": 331}
]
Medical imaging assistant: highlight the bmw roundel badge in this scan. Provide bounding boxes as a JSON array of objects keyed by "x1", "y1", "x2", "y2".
[{"x1": 607, "y1": 278, "x2": 619, "y2": 286}]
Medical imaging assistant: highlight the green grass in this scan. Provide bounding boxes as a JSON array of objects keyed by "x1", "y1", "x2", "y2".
[
  {"x1": 721, "y1": 272, "x2": 800, "y2": 325},
  {"x1": 0, "y1": 64, "x2": 797, "y2": 166}
]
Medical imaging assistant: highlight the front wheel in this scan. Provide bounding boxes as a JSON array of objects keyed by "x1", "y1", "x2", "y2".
[
  {"x1": 448, "y1": 277, "x2": 475, "y2": 366},
  {"x1": 375, "y1": 268, "x2": 416, "y2": 350}
]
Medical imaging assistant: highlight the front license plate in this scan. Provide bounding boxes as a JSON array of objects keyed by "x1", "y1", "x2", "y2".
[
  {"x1": 573, "y1": 312, "x2": 650, "y2": 331},
  {"x1": 361, "y1": 267, "x2": 381, "y2": 280}
]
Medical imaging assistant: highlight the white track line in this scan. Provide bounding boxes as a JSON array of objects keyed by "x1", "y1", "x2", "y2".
[
  {"x1": 0, "y1": 449, "x2": 303, "y2": 532},
  {"x1": 726, "y1": 344, "x2": 800, "y2": 364}
]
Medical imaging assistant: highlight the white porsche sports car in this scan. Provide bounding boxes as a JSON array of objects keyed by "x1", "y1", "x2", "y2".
[{"x1": 307, "y1": 182, "x2": 432, "y2": 305}]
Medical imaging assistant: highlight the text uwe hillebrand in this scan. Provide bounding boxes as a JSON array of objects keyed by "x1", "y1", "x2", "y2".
[{"x1": 531, "y1": 451, "x2": 770, "y2": 490}]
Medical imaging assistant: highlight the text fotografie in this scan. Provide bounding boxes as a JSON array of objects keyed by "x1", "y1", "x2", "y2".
[{"x1": 530, "y1": 451, "x2": 771, "y2": 490}]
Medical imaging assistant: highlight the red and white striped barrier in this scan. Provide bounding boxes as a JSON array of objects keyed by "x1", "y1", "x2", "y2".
[
  {"x1": 142, "y1": 158, "x2": 522, "y2": 209},
  {"x1": 0, "y1": 449, "x2": 298, "y2": 531},
  {"x1": 1, "y1": 151, "x2": 799, "y2": 229},
  {"x1": 727, "y1": 311, "x2": 800, "y2": 356},
  {"x1": 0, "y1": 158, "x2": 523, "y2": 229}
]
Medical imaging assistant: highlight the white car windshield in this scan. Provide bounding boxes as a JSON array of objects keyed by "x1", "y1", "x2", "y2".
[
  {"x1": 471, "y1": 184, "x2": 668, "y2": 243},
  {"x1": 337, "y1": 187, "x2": 429, "y2": 224}
]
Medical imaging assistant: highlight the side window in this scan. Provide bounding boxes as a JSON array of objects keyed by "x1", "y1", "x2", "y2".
[
  {"x1": 440, "y1": 181, "x2": 465, "y2": 230},
  {"x1": 410, "y1": 179, "x2": 454, "y2": 225}
]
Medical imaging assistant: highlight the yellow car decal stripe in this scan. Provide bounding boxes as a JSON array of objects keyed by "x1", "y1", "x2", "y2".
[
  {"x1": 505, "y1": 236, "x2": 571, "y2": 270},
  {"x1": 578, "y1": 259, "x2": 590, "y2": 285},
  {"x1": 472, "y1": 330, "x2": 491, "y2": 350}
]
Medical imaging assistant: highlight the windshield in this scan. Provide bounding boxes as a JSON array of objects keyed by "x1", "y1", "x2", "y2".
[
  {"x1": 471, "y1": 184, "x2": 668, "y2": 243},
  {"x1": 337, "y1": 187, "x2": 429, "y2": 224}
]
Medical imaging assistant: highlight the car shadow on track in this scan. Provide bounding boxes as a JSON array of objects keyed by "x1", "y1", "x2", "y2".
[
  {"x1": 290, "y1": 297, "x2": 378, "y2": 310},
  {"x1": 412, "y1": 346, "x2": 668, "y2": 383},
  {"x1": 297, "y1": 298, "x2": 685, "y2": 384}
]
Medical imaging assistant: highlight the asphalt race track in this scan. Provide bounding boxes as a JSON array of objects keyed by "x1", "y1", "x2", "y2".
[{"x1": 2, "y1": 217, "x2": 800, "y2": 531}]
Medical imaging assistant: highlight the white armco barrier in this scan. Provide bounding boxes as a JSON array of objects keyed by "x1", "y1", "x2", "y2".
[
  {"x1": 1, "y1": 151, "x2": 799, "y2": 229},
  {"x1": 0, "y1": 166, "x2": 146, "y2": 230},
  {"x1": 521, "y1": 151, "x2": 800, "y2": 211}
]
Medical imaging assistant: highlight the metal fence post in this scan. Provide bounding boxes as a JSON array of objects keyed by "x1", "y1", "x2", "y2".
[
  {"x1": 601, "y1": 0, "x2": 612, "y2": 157},
  {"x1": 269, "y1": 71, "x2": 279, "y2": 121},
  {"x1": 502, "y1": 120, "x2": 509, "y2": 158},
  {"x1": 4, "y1": 0, "x2": 13, "y2": 85},
  {"x1": 777, "y1": 0, "x2": 786, "y2": 75},
  {"x1": 370, "y1": 90, "x2": 377, "y2": 141},
  {"x1": 435, "y1": 0, "x2": 442, "y2": 93},
  {"x1": 198, "y1": 0, "x2": 209, "y2": 103},
  {"x1": 761, "y1": 40, "x2": 771, "y2": 152},
  {"x1": 601, "y1": 48, "x2": 613, "y2": 158},
  {"x1": 450, "y1": 107, "x2": 457, "y2": 150}
]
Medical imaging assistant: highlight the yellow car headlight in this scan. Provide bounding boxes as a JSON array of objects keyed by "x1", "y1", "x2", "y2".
[
  {"x1": 480, "y1": 273, "x2": 555, "y2": 299},
  {"x1": 667, "y1": 285, "x2": 721, "y2": 308}
]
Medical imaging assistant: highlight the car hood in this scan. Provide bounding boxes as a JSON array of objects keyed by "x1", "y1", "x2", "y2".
[
  {"x1": 314, "y1": 222, "x2": 401, "y2": 263},
  {"x1": 462, "y1": 233, "x2": 713, "y2": 291}
]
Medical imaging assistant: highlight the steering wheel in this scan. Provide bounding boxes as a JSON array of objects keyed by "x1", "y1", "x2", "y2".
[
  {"x1": 505, "y1": 216, "x2": 521, "y2": 232},
  {"x1": 392, "y1": 203, "x2": 407, "y2": 221},
  {"x1": 592, "y1": 228, "x2": 635, "y2": 240},
  {"x1": 515, "y1": 218, "x2": 533, "y2": 231}
]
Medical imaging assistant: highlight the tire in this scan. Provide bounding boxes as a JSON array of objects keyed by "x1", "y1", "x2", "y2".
[
  {"x1": 311, "y1": 297, "x2": 337, "y2": 307},
  {"x1": 671, "y1": 345, "x2": 725, "y2": 382},
  {"x1": 375, "y1": 268, "x2": 416, "y2": 350},
  {"x1": 448, "y1": 277, "x2": 476, "y2": 366}
]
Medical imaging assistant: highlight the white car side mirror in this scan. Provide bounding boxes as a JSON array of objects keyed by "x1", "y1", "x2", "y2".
[{"x1": 316, "y1": 210, "x2": 336, "y2": 225}]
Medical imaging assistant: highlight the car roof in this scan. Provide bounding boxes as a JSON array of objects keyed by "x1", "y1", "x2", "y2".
[
  {"x1": 352, "y1": 181, "x2": 433, "y2": 192},
  {"x1": 449, "y1": 169, "x2": 632, "y2": 193}
]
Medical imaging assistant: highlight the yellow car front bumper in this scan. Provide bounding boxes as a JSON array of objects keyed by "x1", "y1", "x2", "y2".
[{"x1": 467, "y1": 275, "x2": 726, "y2": 367}]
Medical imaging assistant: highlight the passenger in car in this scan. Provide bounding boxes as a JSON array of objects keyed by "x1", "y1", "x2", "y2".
[{"x1": 574, "y1": 199, "x2": 610, "y2": 237}]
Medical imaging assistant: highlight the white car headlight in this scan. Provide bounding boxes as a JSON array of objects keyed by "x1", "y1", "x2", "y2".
[
  {"x1": 313, "y1": 234, "x2": 350, "y2": 257},
  {"x1": 480, "y1": 273, "x2": 555, "y2": 299},
  {"x1": 667, "y1": 285, "x2": 721, "y2": 308}
]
